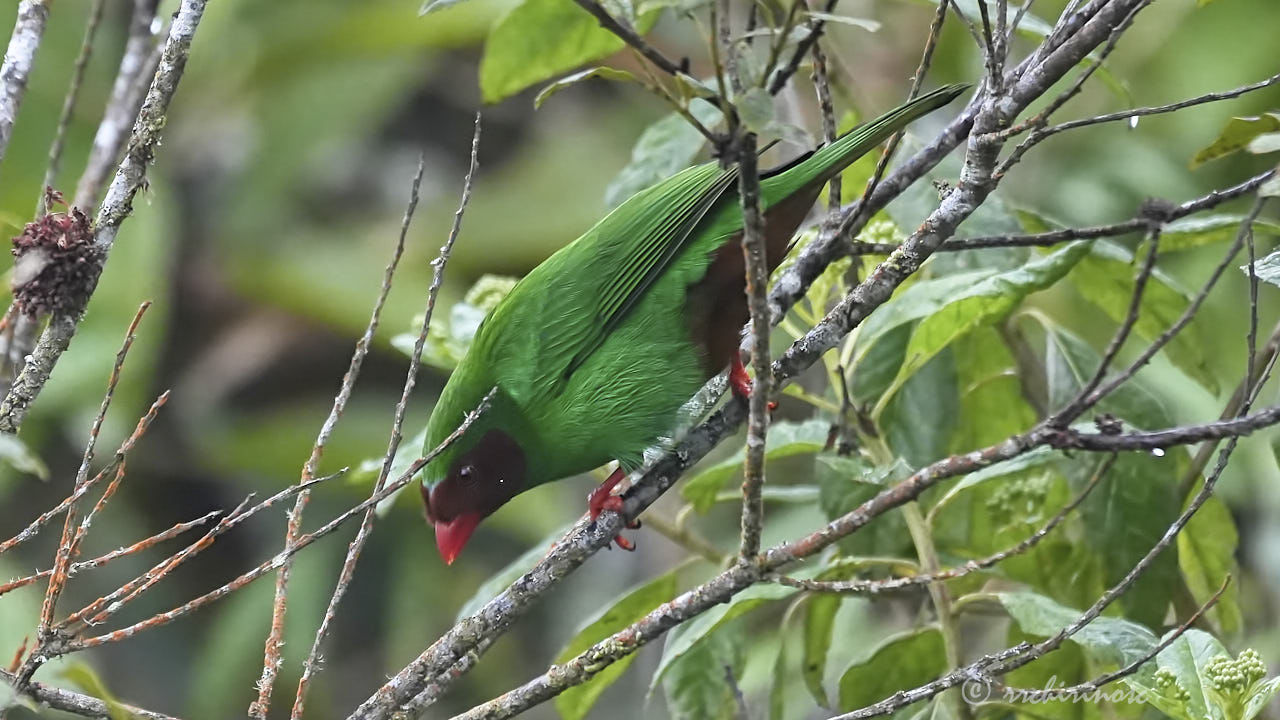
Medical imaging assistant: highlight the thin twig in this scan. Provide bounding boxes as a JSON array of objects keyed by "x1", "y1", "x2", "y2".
[
  {"x1": 0, "y1": 0, "x2": 52, "y2": 174},
  {"x1": 1048, "y1": 228, "x2": 1160, "y2": 427},
  {"x1": 0, "y1": 0, "x2": 209, "y2": 435},
  {"x1": 0, "y1": 669, "x2": 182, "y2": 720},
  {"x1": 74, "y1": 0, "x2": 163, "y2": 210},
  {"x1": 290, "y1": 115, "x2": 481, "y2": 720},
  {"x1": 0, "y1": 512, "x2": 221, "y2": 598},
  {"x1": 35, "y1": 0, "x2": 107, "y2": 218},
  {"x1": 772, "y1": 454, "x2": 1114, "y2": 594},
  {"x1": 65, "y1": 392, "x2": 492, "y2": 652}
]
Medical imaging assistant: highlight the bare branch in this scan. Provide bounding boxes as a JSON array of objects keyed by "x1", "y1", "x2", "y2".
[
  {"x1": 290, "y1": 115, "x2": 481, "y2": 720},
  {"x1": 0, "y1": 0, "x2": 51, "y2": 173},
  {"x1": 35, "y1": 0, "x2": 107, "y2": 217},
  {"x1": 0, "y1": 0, "x2": 209, "y2": 434},
  {"x1": 773, "y1": 454, "x2": 1114, "y2": 595},
  {"x1": 0, "y1": 668, "x2": 181, "y2": 720}
]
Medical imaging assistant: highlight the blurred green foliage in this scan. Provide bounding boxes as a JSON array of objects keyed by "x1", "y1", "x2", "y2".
[{"x1": 0, "y1": 0, "x2": 1278, "y2": 718}]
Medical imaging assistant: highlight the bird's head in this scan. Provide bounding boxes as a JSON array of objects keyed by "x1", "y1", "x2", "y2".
[{"x1": 421, "y1": 428, "x2": 526, "y2": 564}]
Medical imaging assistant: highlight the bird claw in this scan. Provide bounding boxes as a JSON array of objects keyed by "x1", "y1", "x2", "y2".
[
  {"x1": 587, "y1": 467, "x2": 639, "y2": 551},
  {"x1": 730, "y1": 354, "x2": 777, "y2": 411}
]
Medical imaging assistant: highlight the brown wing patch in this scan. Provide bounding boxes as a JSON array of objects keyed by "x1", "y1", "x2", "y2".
[{"x1": 684, "y1": 185, "x2": 823, "y2": 377}]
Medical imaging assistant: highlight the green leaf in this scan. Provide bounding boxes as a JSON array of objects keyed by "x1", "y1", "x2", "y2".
[
  {"x1": 479, "y1": 0, "x2": 658, "y2": 103},
  {"x1": 662, "y1": 619, "x2": 746, "y2": 720},
  {"x1": 681, "y1": 419, "x2": 830, "y2": 513},
  {"x1": 1253, "y1": 250, "x2": 1280, "y2": 288},
  {"x1": 856, "y1": 271, "x2": 995, "y2": 368},
  {"x1": 1043, "y1": 323, "x2": 1168, "y2": 430},
  {"x1": 1003, "y1": 624, "x2": 1092, "y2": 720},
  {"x1": 1068, "y1": 241, "x2": 1218, "y2": 394},
  {"x1": 739, "y1": 87, "x2": 776, "y2": 134},
  {"x1": 456, "y1": 523, "x2": 572, "y2": 621},
  {"x1": 1122, "y1": 629, "x2": 1228, "y2": 720},
  {"x1": 419, "y1": 0, "x2": 470, "y2": 16},
  {"x1": 61, "y1": 662, "x2": 132, "y2": 720},
  {"x1": 837, "y1": 626, "x2": 947, "y2": 713},
  {"x1": 817, "y1": 455, "x2": 913, "y2": 557},
  {"x1": 1261, "y1": 173, "x2": 1280, "y2": 198},
  {"x1": 806, "y1": 11, "x2": 881, "y2": 32},
  {"x1": 534, "y1": 66, "x2": 638, "y2": 108},
  {"x1": 882, "y1": 349, "x2": 959, "y2": 470},
  {"x1": 0, "y1": 432, "x2": 49, "y2": 480},
  {"x1": 999, "y1": 591, "x2": 1158, "y2": 667},
  {"x1": 948, "y1": 327, "x2": 1037, "y2": 453},
  {"x1": 1078, "y1": 453, "x2": 1181, "y2": 628},
  {"x1": 803, "y1": 594, "x2": 841, "y2": 708},
  {"x1": 1248, "y1": 131, "x2": 1280, "y2": 154},
  {"x1": 1162, "y1": 214, "x2": 1280, "y2": 252},
  {"x1": 1191, "y1": 113, "x2": 1280, "y2": 168},
  {"x1": 1177, "y1": 496, "x2": 1242, "y2": 636},
  {"x1": 652, "y1": 582, "x2": 796, "y2": 690},
  {"x1": 604, "y1": 99, "x2": 722, "y2": 208},
  {"x1": 394, "y1": 274, "x2": 519, "y2": 371},
  {"x1": 555, "y1": 571, "x2": 680, "y2": 720},
  {"x1": 878, "y1": 242, "x2": 1088, "y2": 411}
]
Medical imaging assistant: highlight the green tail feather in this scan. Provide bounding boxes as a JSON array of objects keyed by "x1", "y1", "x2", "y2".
[{"x1": 766, "y1": 83, "x2": 971, "y2": 197}]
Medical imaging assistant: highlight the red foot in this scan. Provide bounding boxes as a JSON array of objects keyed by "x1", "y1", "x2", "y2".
[
  {"x1": 730, "y1": 353, "x2": 777, "y2": 410},
  {"x1": 587, "y1": 466, "x2": 639, "y2": 551}
]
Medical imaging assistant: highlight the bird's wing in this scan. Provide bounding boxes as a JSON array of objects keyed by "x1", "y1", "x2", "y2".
[{"x1": 558, "y1": 162, "x2": 739, "y2": 380}]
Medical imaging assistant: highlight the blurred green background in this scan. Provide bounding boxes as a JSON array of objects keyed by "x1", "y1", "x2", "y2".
[{"x1": 0, "y1": 0, "x2": 1277, "y2": 718}]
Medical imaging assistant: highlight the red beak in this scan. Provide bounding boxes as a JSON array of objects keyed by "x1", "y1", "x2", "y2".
[{"x1": 434, "y1": 513, "x2": 482, "y2": 565}]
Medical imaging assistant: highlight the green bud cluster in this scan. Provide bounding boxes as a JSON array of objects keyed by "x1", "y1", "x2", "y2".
[
  {"x1": 1154, "y1": 667, "x2": 1191, "y2": 704},
  {"x1": 863, "y1": 217, "x2": 906, "y2": 246},
  {"x1": 1205, "y1": 649, "x2": 1268, "y2": 695},
  {"x1": 985, "y1": 475, "x2": 1050, "y2": 526}
]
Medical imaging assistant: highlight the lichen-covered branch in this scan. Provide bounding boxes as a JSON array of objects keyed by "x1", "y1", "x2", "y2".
[{"x1": 0, "y1": 0, "x2": 208, "y2": 435}]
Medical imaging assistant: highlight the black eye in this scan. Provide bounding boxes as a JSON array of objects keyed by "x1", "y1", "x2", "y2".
[{"x1": 459, "y1": 465, "x2": 475, "y2": 481}]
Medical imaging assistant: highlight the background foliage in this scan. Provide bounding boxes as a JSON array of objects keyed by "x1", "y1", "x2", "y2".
[{"x1": 0, "y1": 0, "x2": 1278, "y2": 718}]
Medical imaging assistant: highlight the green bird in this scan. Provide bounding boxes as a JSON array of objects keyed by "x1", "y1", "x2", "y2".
[{"x1": 421, "y1": 83, "x2": 968, "y2": 564}]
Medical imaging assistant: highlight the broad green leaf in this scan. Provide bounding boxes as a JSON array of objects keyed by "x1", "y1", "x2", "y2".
[
  {"x1": 393, "y1": 274, "x2": 518, "y2": 370},
  {"x1": 882, "y1": 349, "x2": 959, "y2": 470},
  {"x1": 1043, "y1": 324, "x2": 1168, "y2": 430},
  {"x1": 929, "y1": 446, "x2": 1060, "y2": 520},
  {"x1": 61, "y1": 662, "x2": 133, "y2": 720},
  {"x1": 1003, "y1": 624, "x2": 1092, "y2": 720},
  {"x1": 1122, "y1": 629, "x2": 1228, "y2": 720},
  {"x1": 1248, "y1": 131, "x2": 1280, "y2": 154},
  {"x1": 0, "y1": 433, "x2": 49, "y2": 480},
  {"x1": 456, "y1": 523, "x2": 572, "y2": 620},
  {"x1": 878, "y1": 242, "x2": 1088, "y2": 410},
  {"x1": 1068, "y1": 241, "x2": 1218, "y2": 393},
  {"x1": 1177, "y1": 496, "x2": 1242, "y2": 636},
  {"x1": 817, "y1": 454, "x2": 914, "y2": 558},
  {"x1": 837, "y1": 626, "x2": 947, "y2": 713},
  {"x1": 1162, "y1": 214, "x2": 1280, "y2": 251},
  {"x1": 852, "y1": 321, "x2": 911, "y2": 405},
  {"x1": 555, "y1": 571, "x2": 679, "y2": 720},
  {"x1": 803, "y1": 594, "x2": 841, "y2": 708},
  {"x1": 739, "y1": 87, "x2": 776, "y2": 135},
  {"x1": 856, "y1": 271, "x2": 995, "y2": 367},
  {"x1": 1191, "y1": 113, "x2": 1280, "y2": 168},
  {"x1": 604, "y1": 98, "x2": 723, "y2": 208},
  {"x1": 1253, "y1": 250, "x2": 1280, "y2": 288},
  {"x1": 662, "y1": 619, "x2": 745, "y2": 720},
  {"x1": 1244, "y1": 677, "x2": 1280, "y2": 720},
  {"x1": 637, "y1": 0, "x2": 711, "y2": 14},
  {"x1": 1261, "y1": 174, "x2": 1280, "y2": 198},
  {"x1": 419, "y1": 0, "x2": 470, "y2": 16},
  {"x1": 534, "y1": 66, "x2": 638, "y2": 108},
  {"x1": 681, "y1": 419, "x2": 830, "y2": 513},
  {"x1": 999, "y1": 591, "x2": 1158, "y2": 668},
  {"x1": 806, "y1": 11, "x2": 881, "y2": 32},
  {"x1": 948, "y1": 327, "x2": 1037, "y2": 453},
  {"x1": 652, "y1": 582, "x2": 796, "y2": 689},
  {"x1": 479, "y1": 0, "x2": 658, "y2": 103}
]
